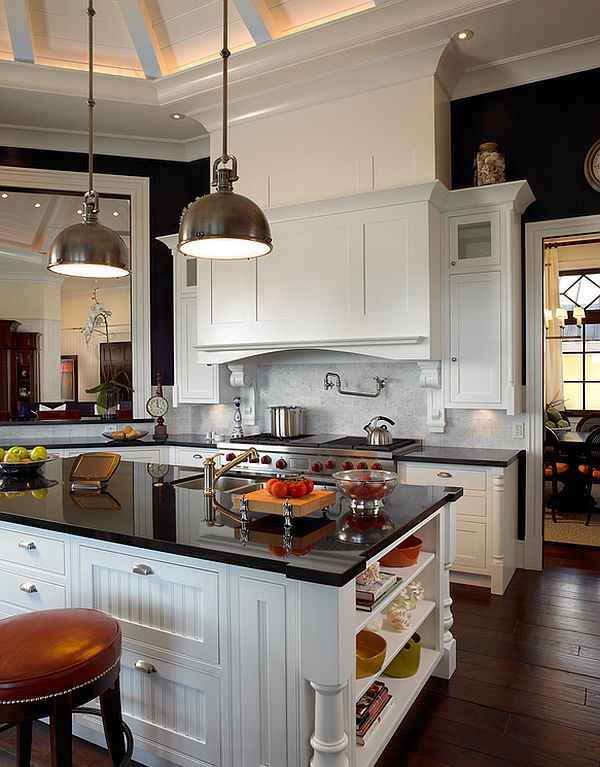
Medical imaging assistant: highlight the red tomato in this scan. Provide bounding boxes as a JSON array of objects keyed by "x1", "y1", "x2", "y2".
[
  {"x1": 271, "y1": 481, "x2": 288, "y2": 498},
  {"x1": 303, "y1": 478, "x2": 315, "y2": 494},
  {"x1": 266, "y1": 478, "x2": 278, "y2": 495},
  {"x1": 289, "y1": 480, "x2": 307, "y2": 498}
]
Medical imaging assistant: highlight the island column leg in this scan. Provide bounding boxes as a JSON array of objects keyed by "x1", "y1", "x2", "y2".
[
  {"x1": 435, "y1": 502, "x2": 457, "y2": 679},
  {"x1": 299, "y1": 580, "x2": 355, "y2": 767},
  {"x1": 309, "y1": 682, "x2": 349, "y2": 767}
]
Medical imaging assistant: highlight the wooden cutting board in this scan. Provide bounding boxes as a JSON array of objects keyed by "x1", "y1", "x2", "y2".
[{"x1": 233, "y1": 488, "x2": 337, "y2": 517}]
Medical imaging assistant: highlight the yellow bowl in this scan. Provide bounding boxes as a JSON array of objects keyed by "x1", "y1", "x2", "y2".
[{"x1": 356, "y1": 630, "x2": 387, "y2": 679}]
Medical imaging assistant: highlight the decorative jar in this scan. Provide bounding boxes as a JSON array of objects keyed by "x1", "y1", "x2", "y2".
[{"x1": 474, "y1": 142, "x2": 505, "y2": 186}]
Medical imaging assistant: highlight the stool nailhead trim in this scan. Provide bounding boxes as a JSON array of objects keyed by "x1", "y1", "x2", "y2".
[{"x1": 0, "y1": 657, "x2": 121, "y2": 705}]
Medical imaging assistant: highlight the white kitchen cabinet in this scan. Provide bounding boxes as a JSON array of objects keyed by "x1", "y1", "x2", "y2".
[
  {"x1": 60, "y1": 446, "x2": 165, "y2": 463},
  {"x1": 180, "y1": 183, "x2": 446, "y2": 363},
  {"x1": 0, "y1": 522, "x2": 70, "y2": 619},
  {"x1": 158, "y1": 235, "x2": 239, "y2": 405},
  {"x1": 443, "y1": 181, "x2": 534, "y2": 414},
  {"x1": 397, "y1": 459, "x2": 518, "y2": 594},
  {"x1": 172, "y1": 446, "x2": 221, "y2": 469},
  {"x1": 449, "y1": 271, "x2": 502, "y2": 404}
]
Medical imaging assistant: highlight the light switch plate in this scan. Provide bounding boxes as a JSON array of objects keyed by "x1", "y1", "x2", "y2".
[{"x1": 512, "y1": 422, "x2": 524, "y2": 439}]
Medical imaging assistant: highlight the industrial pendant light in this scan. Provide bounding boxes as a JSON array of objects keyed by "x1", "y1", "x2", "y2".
[
  {"x1": 177, "y1": 0, "x2": 272, "y2": 260},
  {"x1": 48, "y1": 1, "x2": 130, "y2": 278}
]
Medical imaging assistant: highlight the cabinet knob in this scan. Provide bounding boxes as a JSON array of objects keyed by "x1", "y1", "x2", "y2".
[
  {"x1": 451, "y1": 357, "x2": 457, "y2": 363},
  {"x1": 19, "y1": 582, "x2": 38, "y2": 593},
  {"x1": 18, "y1": 540, "x2": 37, "y2": 550},
  {"x1": 132, "y1": 563, "x2": 154, "y2": 576},
  {"x1": 437, "y1": 471, "x2": 453, "y2": 478},
  {"x1": 134, "y1": 660, "x2": 157, "y2": 674},
  {"x1": 451, "y1": 260, "x2": 456, "y2": 266}
]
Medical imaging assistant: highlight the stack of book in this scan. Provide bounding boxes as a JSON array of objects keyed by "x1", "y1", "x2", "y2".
[
  {"x1": 356, "y1": 569, "x2": 401, "y2": 611},
  {"x1": 356, "y1": 680, "x2": 393, "y2": 746}
]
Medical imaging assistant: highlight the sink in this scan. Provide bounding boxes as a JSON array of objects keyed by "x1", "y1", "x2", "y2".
[{"x1": 172, "y1": 474, "x2": 264, "y2": 494}]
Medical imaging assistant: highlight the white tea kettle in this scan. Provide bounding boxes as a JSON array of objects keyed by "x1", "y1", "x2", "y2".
[{"x1": 363, "y1": 416, "x2": 395, "y2": 446}]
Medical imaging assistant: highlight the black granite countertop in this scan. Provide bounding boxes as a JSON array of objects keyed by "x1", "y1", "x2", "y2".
[
  {"x1": 0, "y1": 434, "x2": 219, "y2": 450},
  {"x1": 396, "y1": 446, "x2": 523, "y2": 467},
  {"x1": 0, "y1": 458, "x2": 461, "y2": 586}
]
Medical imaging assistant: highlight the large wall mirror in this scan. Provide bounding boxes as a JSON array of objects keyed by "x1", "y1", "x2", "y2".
[{"x1": 0, "y1": 166, "x2": 150, "y2": 421}]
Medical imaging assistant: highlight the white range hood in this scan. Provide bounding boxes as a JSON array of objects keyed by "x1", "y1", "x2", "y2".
[{"x1": 191, "y1": 181, "x2": 448, "y2": 365}]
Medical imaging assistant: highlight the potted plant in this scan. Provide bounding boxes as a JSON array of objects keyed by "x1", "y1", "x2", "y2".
[{"x1": 83, "y1": 290, "x2": 134, "y2": 420}]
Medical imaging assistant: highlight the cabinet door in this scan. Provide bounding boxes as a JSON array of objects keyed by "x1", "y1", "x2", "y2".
[
  {"x1": 449, "y1": 212, "x2": 500, "y2": 271},
  {"x1": 454, "y1": 520, "x2": 488, "y2": 572},
  {"x1": 449, "y1": 272, "x2": 502, "y2": 405},
  {"x1": 174, "y1": 297, "x2": 222, "y2": 404}
]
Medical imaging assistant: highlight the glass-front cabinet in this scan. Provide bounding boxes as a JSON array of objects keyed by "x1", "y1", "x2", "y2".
[{"x1": 448, "y1": 211, "x2": 500, "y2": 271}]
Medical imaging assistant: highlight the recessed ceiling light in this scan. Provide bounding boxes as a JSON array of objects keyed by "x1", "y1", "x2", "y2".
[
  {"x1": 453, "y1": 29, "x2": 474, "y2": 41},
  {"x1": 112, "y1": 211, "x2": 119, "y2": 217},
  {"x1": 169, "y1": 112, "x2": 185, "y2": 120},
  {"x1": 34, "y1": 202, "x2": 41, "y2": 208},
  {"x1": 1, "y1": 193, "x2": 8, "y2": 199}
]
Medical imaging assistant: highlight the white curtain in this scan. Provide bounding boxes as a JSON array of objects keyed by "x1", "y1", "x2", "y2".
[{"x1": 544, "y1": 245, "x2": 564, "y2": 407}]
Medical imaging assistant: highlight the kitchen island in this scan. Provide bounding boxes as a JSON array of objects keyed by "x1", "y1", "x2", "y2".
[{"x1": 0, "y1": 458, "x2": 461, "y2": 767}]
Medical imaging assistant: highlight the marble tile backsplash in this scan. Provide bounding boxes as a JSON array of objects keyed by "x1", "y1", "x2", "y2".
[{"x1": 176, "y1": 362, "x2": 527, "y2": 451}]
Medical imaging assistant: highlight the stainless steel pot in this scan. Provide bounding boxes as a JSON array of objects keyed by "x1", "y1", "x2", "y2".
[{"x1": 270, "y1": 406, "x2": 304, "y2": 438}]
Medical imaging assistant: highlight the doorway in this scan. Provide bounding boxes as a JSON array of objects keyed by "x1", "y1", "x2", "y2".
[{"x1": 525, "y1": 214, "x2": 600, "y2": 570}]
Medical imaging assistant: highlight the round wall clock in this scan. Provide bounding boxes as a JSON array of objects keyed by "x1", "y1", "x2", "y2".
[
  {"x1": 146, "y1": 395, "x2": 169, "y2": 418},
  {"x1": 584, "y1": 138, "x2": 600, "y2": 192}
]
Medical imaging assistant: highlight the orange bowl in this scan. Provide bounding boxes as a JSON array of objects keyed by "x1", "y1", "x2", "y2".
[
  {"x1": 379, "y1": 535, "x2": 422, "y2": 568},
  {"x1": 356, "y1": 630, "x2": 387, "y2": 679}
]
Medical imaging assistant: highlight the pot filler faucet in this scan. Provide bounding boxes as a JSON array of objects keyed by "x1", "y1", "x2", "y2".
[
  {"x1": 323, "y1": 371, "x2": 387, "y2": 398},
  {"x1": 203, "y1": 447, "x2": 259, "y2": 525}
]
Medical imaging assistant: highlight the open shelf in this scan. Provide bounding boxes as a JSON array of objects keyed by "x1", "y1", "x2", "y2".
[
  {"x1": 356, "y1": 599, "x2": 436, "y2": 699},
  {"x1": 356, "y1": 647, "x2": 441, "y2": 767},
  {"x1": 355, "y1": 551, "x2": 435, "y2": 633}
]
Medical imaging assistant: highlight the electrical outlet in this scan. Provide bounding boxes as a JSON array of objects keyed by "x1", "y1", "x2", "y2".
[{"x1": 512, "y1": 422, "x2": 524, "y2": 439}]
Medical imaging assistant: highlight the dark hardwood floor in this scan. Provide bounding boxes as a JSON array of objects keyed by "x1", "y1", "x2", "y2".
[{"x1": 1, "y1": 543, "x2": 599, "y2": 767}]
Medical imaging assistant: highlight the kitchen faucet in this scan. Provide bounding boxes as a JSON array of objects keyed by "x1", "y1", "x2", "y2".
[{"x1": 203, "y1": 447, "x2": 259, "y2": 525}]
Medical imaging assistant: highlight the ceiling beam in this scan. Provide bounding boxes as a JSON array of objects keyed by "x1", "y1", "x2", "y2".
[
  {"x1": 232, "y1": 0, "x2": 276, "y2": 45},
  {"x1": 4, "y1": 0, "x2": 34, "y2": 64},
  {"x1": 117, "y1": 0, "x2": 163, "y2": 80}
]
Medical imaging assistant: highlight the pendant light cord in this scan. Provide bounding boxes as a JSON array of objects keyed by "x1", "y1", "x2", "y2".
[
  {"x1": 86, "y1": 0, "x2": 97, "y2": 215},
  {"x1": 221, "y1": 0, "x2": 229, "y2": 162}
]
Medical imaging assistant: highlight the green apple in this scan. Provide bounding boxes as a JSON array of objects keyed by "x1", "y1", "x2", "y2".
[
  {"x1": 30, "y1": 446, "x2": 47, "y2": 462},
  {"x1": 0, "y1": 448, "x2": 4, "y2": 461},
  {"x1": 3, "y1": 451, "x2": 20, "y2": 463},
  {"x1": 7, "y1": 446, "x2": 28, "y2": 461}
]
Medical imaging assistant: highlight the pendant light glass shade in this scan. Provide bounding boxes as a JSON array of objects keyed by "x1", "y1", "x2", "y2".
[
  {"x1": 177, "y1": 0, "x2": 272, "y2": 261},
  {"x1": 47, "y1": 2, "x2": 130, "y2": 279}
]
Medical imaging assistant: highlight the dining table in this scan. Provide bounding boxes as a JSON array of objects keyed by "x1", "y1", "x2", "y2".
[{"x1": 551, "y1": 429, "x2": 595, "y2": 512}]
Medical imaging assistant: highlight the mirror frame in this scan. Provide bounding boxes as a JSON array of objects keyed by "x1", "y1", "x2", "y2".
[{"x1": 0, "y1": 165, "x2": 151, "y2": 419}]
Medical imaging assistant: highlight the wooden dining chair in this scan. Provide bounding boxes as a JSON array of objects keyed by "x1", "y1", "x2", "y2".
[
  {"x1": 576, "y1": 415, "x2": 600, "y2": 433},
  {"x1": 576, "y1": 428, "x2": 600, "y2": 524},
  {"x1": 544, "y1": 426, "x2": 570, "y2": 523}
]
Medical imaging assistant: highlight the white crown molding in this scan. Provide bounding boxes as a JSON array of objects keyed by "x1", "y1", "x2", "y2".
[
  {"x1": 0, "y1": 271, "x2": 62, "y2": 284},
  {"x1": 454, "y1": 34, "x2": 600, "y2": 99},
  {"x1": 0, "y1": 124, "x2": 210, "y2": 161}
]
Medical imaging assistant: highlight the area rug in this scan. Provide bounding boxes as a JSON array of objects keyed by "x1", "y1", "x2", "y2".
[{"x1": 544, "y1": 510, "x2": 600, "y2": 548}]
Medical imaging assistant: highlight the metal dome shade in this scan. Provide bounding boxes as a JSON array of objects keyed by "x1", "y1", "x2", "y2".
[
  {"x1": 48, "y1": 220, "x2": 130, "y2": 278},
  {"x1": 178, "y1": 189, "x2": 272, "y2": 260}
]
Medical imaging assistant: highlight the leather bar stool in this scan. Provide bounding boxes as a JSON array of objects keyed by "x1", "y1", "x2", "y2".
[{"x1": 0, "y1": 608, "x2": 132, "y2": 766}]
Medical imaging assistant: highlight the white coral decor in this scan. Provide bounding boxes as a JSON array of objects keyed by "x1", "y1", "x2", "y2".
[
  {"x1": 386, "y1": 605, "x2": 411, "y2": 631},
  {"x1": 366, "y1": 613, "x2": 384, "y2": 632},
  {"x1": 407, "y1": 581, "x2": 425, "y2": 602},
  {"x1": 356, "y1": 562, "x2": 381, "y2": 586}
]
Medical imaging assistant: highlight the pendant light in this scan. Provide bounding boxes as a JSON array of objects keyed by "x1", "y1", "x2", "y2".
[
  {"x1": 177, "y1": 0, "x2": 272, "y2": 260},
  {"x1": 48, "y1": 1, "x2": 130, "y2": 278}
]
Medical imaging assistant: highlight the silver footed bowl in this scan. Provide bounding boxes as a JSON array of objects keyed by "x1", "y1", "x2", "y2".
[
  {"x1": 332, "y1": 469, "x2": 397, "y2": 515},
  {"x1": 0, "y1": 455, "x2": 59, "y2": 476}
]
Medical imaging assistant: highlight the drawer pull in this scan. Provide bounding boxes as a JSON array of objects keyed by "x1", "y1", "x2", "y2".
[
  {"x1": 19, "y1": 582, "x2": 38, "y2": 594},
  {"x1": 437, "y1": 471, "x2": 453, "y2": 478},
  {"x1": 135, "y1": 660, "x2": 157, "y2": 674},
  {"x1": 192, "y1": 454, "x2": 203, "y2": 460},
  {"x1": 18, "y1": 540, "x2": 37, "y2": 550},
  {"x1": 132, "y1": 564, "x2": 154, "y2": 576}
]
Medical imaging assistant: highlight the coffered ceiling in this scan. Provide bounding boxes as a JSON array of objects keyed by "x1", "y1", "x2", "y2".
[{"x1": 0, "y1": 0, "x2": 598, "y2": 156}]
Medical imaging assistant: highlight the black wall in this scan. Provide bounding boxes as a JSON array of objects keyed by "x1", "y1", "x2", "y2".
[
  {"x1": 451, "y1": 67, "x2": 600, "y2": 223},
  {"x1": 0, "y1": 146, "x2": 211, "y2": 385}
]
